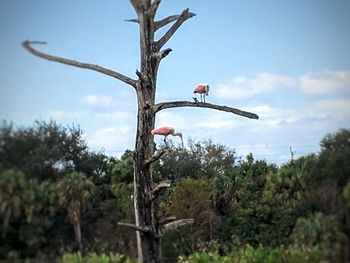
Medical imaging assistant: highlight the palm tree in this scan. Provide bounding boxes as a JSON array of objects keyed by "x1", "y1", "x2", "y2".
[{"x1": 57, "y1": 172, "x2": 94, "y2": 251}]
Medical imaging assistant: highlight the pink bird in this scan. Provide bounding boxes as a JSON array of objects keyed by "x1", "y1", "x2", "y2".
[
  {"x1": 193, "y1": 84, "x2": 210, "y2": 103},
  {"x1": 151, "y1": 126, "x2": 183, "y2": 147}
]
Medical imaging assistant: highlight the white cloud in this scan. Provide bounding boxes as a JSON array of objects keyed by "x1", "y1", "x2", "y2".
[
  {"x1": 95, "y1": 111, "x2": 133, "y2": 120},
  {"x1": 247, "y1": 105, "x2": 298, "y2": 121},
  {"x1": 156, "y1": 111, "x2": 187, "y2": 129},
  {"x1": 236, "y1": 143, "x2": 274, "y2": 157},
  {"x1": 313, "y1": 99, "x2": 350, "y2": 118},
  {"x1": 299, "y1": 70, "x2": 350, "y2": 95},
  {"x1": 195, "y1": 120, "x2": 236, "y2": 130},
  {"x1": 215, "y1": 73, "x2": 295, "y2": 99},
  {"x1": 87, "y1": 126, "x2": 133, "y2": 152},
  {"x1": 82, "y1": 94, "x2": 113, "y2": 108}
]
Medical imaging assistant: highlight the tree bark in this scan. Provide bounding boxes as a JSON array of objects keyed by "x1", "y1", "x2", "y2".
[
  {"x1": 74, "y1": 220, "x2": 82, "y2": 251},
  {"x1": 132, "y1": 2, "x2": 160, "y2": 262},
  {"x1": 1, "y1": 207, "x2": 11, "y2": 240}
]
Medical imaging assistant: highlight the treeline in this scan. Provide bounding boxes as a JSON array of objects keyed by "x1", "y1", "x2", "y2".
[{"x1": 0, "y1": 121, "x2": 349, "y2": 262}]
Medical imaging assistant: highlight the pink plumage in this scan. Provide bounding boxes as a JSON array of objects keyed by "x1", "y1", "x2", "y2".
[
  {"x1": 151, "y1": 126, "x2": 174, "y2": 136},
  {"x1": 193, "y1": 84, "x2": 210, "y2": 103},
  {"x1": 193, "y1": 84, "x2": 209, "y2": 94},
  {"x1": 151, "y1": 126, "x2": 183, "y2": 147}
]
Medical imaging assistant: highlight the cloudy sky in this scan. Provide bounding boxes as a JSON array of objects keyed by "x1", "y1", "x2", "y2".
[{"x1": 1, "y1": 0, "x2": 350, "y2": 165}]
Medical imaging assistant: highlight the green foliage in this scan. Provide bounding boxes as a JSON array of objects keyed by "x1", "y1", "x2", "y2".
[
  {"x1": 178, "y1": 251, "x2": 233, "y2": 263},
  {"x1": 219, "y1": 155, "x2": 292, "y2": 247},
  {"x1": 111, "y1": 150, "x2": 134, "y2": 184},
  {"x1": 1, "y1": 121, "x2": 350, "y2": 261},
  {"x1": 0, "y1": 169, "x2": 59, "y2": 258},
  {"x1": 290, "y1": 212, "x2": 347, "y2": 248},
  {"x1": 59, "y1": 252, "x2": 134, "y2": 263},
  {"x1": 0, "y1": 120, "x2": 87, "y2": 180},
  {"x1": 317, "y1": 128, "x2": 350, "y2": 186},
  {"x1": 344, "y1": 180, "x2": 350, "y2": 206},
  {"x1": 57, "y1": 172, "x2": 94, "y2": 224},
  {"x1": 179, "y1": 245, "x2": 328, "y2": 263},
  {"x1": 162, "y1": 178, "x2": 221, "y2": 259},
  {"x1": 155, "y1": 139, "x2": 236, "y2": 182}
]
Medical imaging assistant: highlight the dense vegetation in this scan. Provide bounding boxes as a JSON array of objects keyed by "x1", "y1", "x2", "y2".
[{"x1": 0, "y1": 120, "x2": 349, "y2": 262}]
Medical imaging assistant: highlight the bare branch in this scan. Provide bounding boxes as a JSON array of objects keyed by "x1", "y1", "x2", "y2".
[
  {"x1": 152, "y1": 48, "x2": 172, "y2": 61},
  {"x1": 151, "y1": 180, "x2": 171, "y2": 200},
  {"x1": 135, "y1": 69, "x2": 148, "y2": 82},
  {"x1": 162, "y1": 219, "x2": 194, "y2": 234},
  {"x1": 154, "y1": 101, "x2": 259, "y2": 119},
  {"x1": 145, "y1": 147, "x2": 170, "y2": 166},
  {"x1": 118, "y1": 222, "x2": 151, "y2": 234},
  {"x1": 22, "y1": 40, "x2": 137, "y2": 87},
  {"x1": 156, "y1": 9, "x2": 196, "y2": 50},
  {"x1": 154, "y1": 15, "x2": 179, "y2": 31},
  {"x1": 149, "y1": 0, "x2": 161, "y2": 17},
  {"x1": 159, "y1": 216, "x2": 176, "y2": 225},
  {"x1": 125, "y1": 18, "x2": 139, "y2": 23}
]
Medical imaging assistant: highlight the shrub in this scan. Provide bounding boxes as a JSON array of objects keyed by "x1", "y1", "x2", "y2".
[{"x1": 59, "y1": 252, "x2": 135, "y2": 263}]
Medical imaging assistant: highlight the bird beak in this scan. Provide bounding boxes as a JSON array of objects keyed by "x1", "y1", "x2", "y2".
[{"x1": 178, "y1": 133, "x2": 184, "y2": 148}]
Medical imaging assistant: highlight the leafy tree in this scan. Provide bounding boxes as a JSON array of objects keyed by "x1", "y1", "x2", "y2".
[
  {"x1": 0, "y1": 169, "x2": 58, "y2": 259},
  {"x1": 290, "y1": 212, "x2": 348, "y2": 261},
  {"x1": 155, "y1": 139, "x2": 237, "y2": 182},
  {"x1": 344, "y1": 181, "x2": 350, "y2": 206},
  {"x1": 219, "y1": 155, "x2": 296, "y2": 247},
  {"x1": 0, "y1": 121, "x2": 138, "y2": 258},
  {"x1": 162, "y1": 178, "x2": 220, "y2": 259},
  {"x1": 317, "y1": 129, "x2": 350, "y2": 187},
  {"x1": 300, "y1": 130, "x2": 350, "y2": 233},
  {"x1": 57, "y1": 172, "x2": 94, "y2": 251},
  {"x1": 0, "y1": 121, "x2": 88, "y2": 181}
]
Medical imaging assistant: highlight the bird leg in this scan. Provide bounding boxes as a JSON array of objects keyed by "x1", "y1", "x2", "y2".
[{"x1": 163, "y1": 137, "x2": 169, "y2": 148}]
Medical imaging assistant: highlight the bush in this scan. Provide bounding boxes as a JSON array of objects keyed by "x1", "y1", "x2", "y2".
[
  {"x1": 59, "y1": 252, "x2": 135, "y2": 263},
  {"x1": 178, "y1": 245, "x2": 329, "y2": 263}
]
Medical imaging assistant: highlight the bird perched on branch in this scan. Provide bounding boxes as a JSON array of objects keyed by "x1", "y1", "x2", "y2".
[
  {"x1": 151, "y1": 126, "x2": 183, "y2": 148},
  {"x1": 193, "y1": 84, "x2": 210, "y2": 103}
]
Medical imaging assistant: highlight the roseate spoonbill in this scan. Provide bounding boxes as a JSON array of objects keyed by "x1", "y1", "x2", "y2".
[
  {"x1": 151, "y1": 126, "x2": 183, "y2": 147},
  {"x1": 193, "y1": 84, "x2": 210, "y2": 103}
]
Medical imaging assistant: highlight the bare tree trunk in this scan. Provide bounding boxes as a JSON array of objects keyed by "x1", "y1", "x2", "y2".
[
  {"x1": 131, "y1": 1, "x2": 159, "y2": 261},
  {"x1": 74, "y1": 220, "x2": 82, "y2": 251},
  {"x1": 1, "y1": 207, "x2": 11, "y2": 240},
  {"x1": 133, "y1": 100, "x2": 160, "y2": 262}
]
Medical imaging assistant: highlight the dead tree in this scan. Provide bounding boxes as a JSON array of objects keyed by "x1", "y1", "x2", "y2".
[{"x1": 23, "y1": 1, "x2": 258, "y2": 262}]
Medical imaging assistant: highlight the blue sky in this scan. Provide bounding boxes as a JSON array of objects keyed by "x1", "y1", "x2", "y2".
[{"x1": 1, "y1": 0, "x2": 350, "y2": 165}]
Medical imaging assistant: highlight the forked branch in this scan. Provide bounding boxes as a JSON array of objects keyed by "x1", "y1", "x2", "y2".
[
  {"x1": 154, "y1": 101, "x2": 259, "y2": 119},
  {"x1": 154, "y1": 15, "x2": 180, "y2": 31},
  {"x1": 22, "y1": 41, "x2": 137, "y2": 88},
  {"x1": 156, "y1": 9, "x2": 196, "y2": 50},
  {"x1": 145, "y1": 147, "x2": 170, "y2": 166},
  {"x1": 151, "y1": 181, "x2": 171, "y2": 200},
  {"x1": 149, "y1": 0, "x2": 161, "y2": 17}
]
